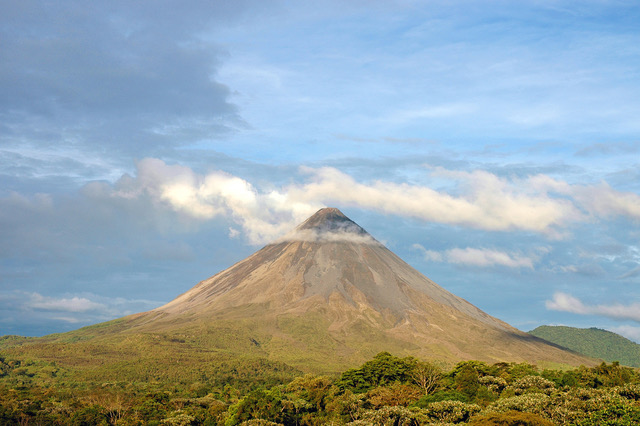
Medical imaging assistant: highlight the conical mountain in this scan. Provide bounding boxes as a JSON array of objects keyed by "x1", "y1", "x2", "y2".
[{"x1": 120, "y1": 207, "x2": 590, "y2": 371}]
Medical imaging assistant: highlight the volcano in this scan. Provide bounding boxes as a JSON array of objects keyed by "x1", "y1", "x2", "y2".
[
  {"x1": 3, "y1": 208, "x2": 592, "y2": 380},
  {"x1": 117, "y1": 207, "x2": 589, "y2": 371}
]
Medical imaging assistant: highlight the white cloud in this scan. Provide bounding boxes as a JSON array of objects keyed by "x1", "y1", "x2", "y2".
[
  {"x1": 546, "y1": 292, "x2": 640, "y2": 322},
  {"x1": 574, "y1": 182, "x2": 640, "y2": 220},
  {"x1": 289, "y1": 166, "x2": 583, "y2": 237},
  {"x1": 102, "y1": 159, "x2": 640, "y2": 245},
  {"x1": 26, "y1": 293, "x2": 105, "y2": 313},
  {"x1": 412, "y1": 244, "x2": 444, "y2": 262},
  {"x1": 413, "y1": 244, "x2": 536, "y2": 268},
  {"x1": 545, "y1": 292, "x2": 589, "y2": 314},
  {"x1": 446, "y1": 247, "x2": 535, "y2": 268},
  {"x1": 110, "y1": 158, "x2": 321, "y2": 244}
]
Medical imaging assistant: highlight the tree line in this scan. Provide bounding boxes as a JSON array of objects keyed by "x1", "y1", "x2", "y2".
[{"x1": 2, "y1": 352, "x2": 640, "y2": 425}]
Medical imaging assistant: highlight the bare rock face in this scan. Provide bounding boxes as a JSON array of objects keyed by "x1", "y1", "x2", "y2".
[{"x1": 129, "y1": 208, "x2": 591, "y2": 370}]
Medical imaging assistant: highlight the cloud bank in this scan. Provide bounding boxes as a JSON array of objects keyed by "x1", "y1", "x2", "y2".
[{"x1": 97, "y1": 159, "x2": 640, "y2": 245}]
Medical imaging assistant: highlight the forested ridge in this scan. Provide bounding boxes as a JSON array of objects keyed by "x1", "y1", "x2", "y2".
[
  {"x1": 2, "y1": 351, "x2": 640, "y2": 425},
  {"x1": 529, "y1": 326, "x2": 640, "y2": 368}
]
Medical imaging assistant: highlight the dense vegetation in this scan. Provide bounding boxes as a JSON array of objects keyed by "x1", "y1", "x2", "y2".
[
  {"x1": 2, "y1": 351, "x2": 640, "y2": 425},
  {"x1": 530, "y1": 326, "x2": 640, "y2": 368}
]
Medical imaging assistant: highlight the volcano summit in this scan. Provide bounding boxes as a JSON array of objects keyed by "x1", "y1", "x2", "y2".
[{"x1": 120, "y1": 207, "x2": 589, "y2": 371}]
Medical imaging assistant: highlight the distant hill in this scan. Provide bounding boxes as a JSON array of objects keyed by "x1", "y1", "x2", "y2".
[{"x1": 529, "y1": 325, "x2": 640, "y2": 368}]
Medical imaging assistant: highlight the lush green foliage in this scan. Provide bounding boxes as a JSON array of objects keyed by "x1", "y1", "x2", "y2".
[
  {"x1": 1, "y1": 351, "x2": 640, "y2": 425},
  {"x1": 530, "y1": 325, "x2": 640, "y2": 368},
  {"x1": 336, "y1": 352, "x2": 416, "y2": 392}
]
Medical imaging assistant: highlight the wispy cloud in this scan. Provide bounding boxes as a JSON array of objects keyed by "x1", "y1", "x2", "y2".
[
  {"x1": 444, "y1": 247, "x2": 536, "y2": 269},
  {"x1": 619, "y1": 266, "x2": 640, "y2": 280},
  {"x1": 570, "y1": 182, "x2": 640, "y2": 220},
  {"x1": 333, "y1": 134, "x2": 438, "y2": 145},
  {"x1": 26, "y1": 293, "x2": 105, "y2": 313},
  {"x1": 575, "y1": 142, "x2": 640, "y2": 157},
  {"x1": 413, "y1": 244, "x2": 538, "y2": 269},
  {"x1": 277, "y1": 229, "x2": 380, "y2": 245},
  {"x1": 546, "y1": 292, "x2": 640, "y2": 322},
  {"x1": 1, "y1": 291, "x2": 164, "y2": 327}
]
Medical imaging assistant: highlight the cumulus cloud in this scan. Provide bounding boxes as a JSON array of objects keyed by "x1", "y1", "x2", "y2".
[
  {"x1": 413, "y1": 244, "x2": 536, "y2": 268},
  {"x1": 107, "y1": 158, "x2": 321, "y2": 244},
  {"x1": 98, "y1": 159, "x2": 640, "y2": 245},
  {"x1": 546, "y1": 292, "x2": 640, "y2": 322},
  {"x1": 288, "y1": 167, "x2": 585, "y2": 237},
  {"x1": 297, "y1": 166, "x2": 640, "y2": 233}
]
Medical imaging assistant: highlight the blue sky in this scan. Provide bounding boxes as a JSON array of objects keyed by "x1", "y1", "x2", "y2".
[{"x1": 2, "y1": 0, "x2": 640, "y2": 343}]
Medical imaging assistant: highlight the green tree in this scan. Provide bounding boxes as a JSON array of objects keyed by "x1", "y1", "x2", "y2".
[
  {"x1": 453, "y1": 364, "x2": 480, "y2": 400},
  {"x1": 70, "y1": 404, "x2": 108, "y2": 426},
  {"x1": 231, "y1": 389, "x2": 299, "y2": 425},
  {"x1": 577, "y1": 399, "x2": 640, "y2": 426},
  {"x1": 337, "y1": 352, "x2": 415, "y2": 393}
]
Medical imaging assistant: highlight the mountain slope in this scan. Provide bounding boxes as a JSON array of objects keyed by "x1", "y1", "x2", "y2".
[
  {"x1": 1, "y1": 208, "x2": 595, "y2": 380},
  {"x1": 530, "y1": 325, "x2": 640, "y2": 368}
]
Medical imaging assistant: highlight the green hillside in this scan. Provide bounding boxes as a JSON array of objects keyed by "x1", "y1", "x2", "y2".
[{"x1": 529, "y1": 325, "x2": 640, "y2": 368}]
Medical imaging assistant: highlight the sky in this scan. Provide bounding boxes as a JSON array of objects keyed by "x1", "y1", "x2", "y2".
[{"x1": 1, "y1": 0, "x2": 640, "y2": 343}]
